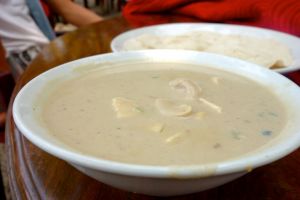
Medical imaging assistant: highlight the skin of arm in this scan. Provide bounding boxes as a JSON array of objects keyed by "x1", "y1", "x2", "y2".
[{"x1": 45, "y1": 0, "x2": 103, "y2": 27}]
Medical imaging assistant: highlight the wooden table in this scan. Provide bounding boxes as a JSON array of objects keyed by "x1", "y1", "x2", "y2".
[{"x1": 5, "y1": 15, "x2": 300, "y2": 200}]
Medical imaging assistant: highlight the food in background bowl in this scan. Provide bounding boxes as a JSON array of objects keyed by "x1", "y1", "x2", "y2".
[
  {"x1": 111, "y1": 23, "x2": 300, "y2": 74},
  {"x1": 13, "y1": 50, "x2": 300, "y2": 196},
  {"x1": 123, "y1": 32, "x2": 292, "y2": 69}
]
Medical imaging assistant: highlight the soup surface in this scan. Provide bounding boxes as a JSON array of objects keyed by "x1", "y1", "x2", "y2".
[{"x1": 38, "y1": 62, "x2": 286, "y2": 165}]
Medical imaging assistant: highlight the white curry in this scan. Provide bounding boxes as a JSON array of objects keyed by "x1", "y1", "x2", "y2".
[{"x1": 39, "y1": 62, "x2": 286, "y2": 166}]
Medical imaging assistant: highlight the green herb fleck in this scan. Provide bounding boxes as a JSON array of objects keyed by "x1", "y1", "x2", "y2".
[
  {"x1": 261, "y1": 130, "x2": 272, "y2": 136},
  {"x1": 135, "y1": 107, "x2": 144, "y2": 113},
  {"x1": 268, "y1": 112, "x2": 278, "y2": 117},
  {"x1": 213, "y1": 143, "x2": 221, "y2": 149},
  {"x1": 231, "y1": 130, "x2": 245, "y2": 140},
  {"x1": 258, "y1": 112, "x2": 265, "y2": 117},
  {"x1": 244, "y1": 119, "x2": 251, "y2": 123},
  {"x1": 258, "y1": 111, "x2": 278, "y2": 118}
]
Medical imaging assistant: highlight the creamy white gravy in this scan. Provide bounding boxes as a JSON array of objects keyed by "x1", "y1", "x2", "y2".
[{"x1": 39, "y1": 62, "x2": 286, "y2": 166}]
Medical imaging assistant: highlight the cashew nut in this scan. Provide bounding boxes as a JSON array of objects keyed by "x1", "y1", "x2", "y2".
[
  {"x1": 155, "y1": 98, "x2": 192, "y2": 117},
  {"x1": 169, "y1": 78, "x2": 201, "y2": 99}
]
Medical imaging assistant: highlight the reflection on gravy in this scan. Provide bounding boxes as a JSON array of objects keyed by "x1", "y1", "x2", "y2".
[{"x1": 39, "y1": 62, "x2": 286, "y2": 166}]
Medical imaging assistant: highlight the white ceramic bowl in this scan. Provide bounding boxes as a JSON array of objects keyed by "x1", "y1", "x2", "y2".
[{"x1": 13, "y1": 50, "x2": 300, "y2": 196}]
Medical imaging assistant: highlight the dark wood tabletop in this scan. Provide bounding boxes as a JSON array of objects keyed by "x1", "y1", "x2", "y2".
[{"x1": 5, "y1": 15, "x2": 300, "y2": 200}]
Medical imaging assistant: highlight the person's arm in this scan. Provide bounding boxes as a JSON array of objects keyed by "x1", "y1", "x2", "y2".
[{"x1": 46, "y1": 0, "x2": 103, "y2": 27}]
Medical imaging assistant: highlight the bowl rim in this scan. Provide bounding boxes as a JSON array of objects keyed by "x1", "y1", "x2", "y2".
[{"x1": 13, "y1": 50, "x2": 300, "y2": 178}]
